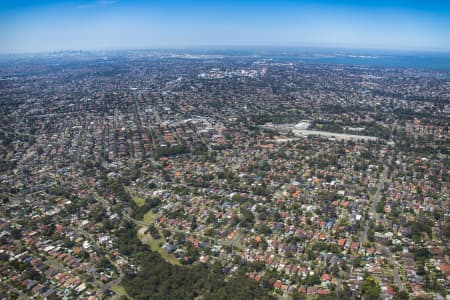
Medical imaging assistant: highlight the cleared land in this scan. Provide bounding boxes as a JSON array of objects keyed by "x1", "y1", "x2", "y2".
[
  {"x1": 261, "y1": 123, "x2": 378, "y2": 141},
  {"x1": 292, "y1": 129, "x2": 378, "y2": 141}
]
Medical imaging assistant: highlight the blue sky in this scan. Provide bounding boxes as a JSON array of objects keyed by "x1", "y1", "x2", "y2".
[{"x1": 0, "y1": 0, "x2": 450, "y2": 53}]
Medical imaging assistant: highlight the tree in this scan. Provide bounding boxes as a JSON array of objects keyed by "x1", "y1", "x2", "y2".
[
  {"x1": 240, "y1": 208, "x2": 255, "y2": 228},
  {"x1": 317, "y1": 294, "x2": 340, "y2": 300},
  {"x1": 304, "y1": 274, "x2": 321, "y2": 286},
  {"x1": 361, "y1": 275, "x2": 381, "y2": 300},
  {"x1": 392, "y1": 290, "x2": 409, "y2": 300}
]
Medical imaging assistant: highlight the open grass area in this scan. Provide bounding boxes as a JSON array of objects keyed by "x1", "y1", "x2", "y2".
[
  {"x1": 142, "y1": 210, "x2": 160, "y2": 225},
  {"x1": 110, "y1": 284, "x2": 131, "y2": 299},
  {"x1": 140, "y1": 210, "x2": 179, "y2": 265},
  {"x1": 147, "y1": 238, "x2": 180, "y2": 265},
  {"x1": 132, "y1": 195, "x2": 145, "y2": 207},
  {"x1": 137, "y1": 212, "x2": 180, "y2": 265}
]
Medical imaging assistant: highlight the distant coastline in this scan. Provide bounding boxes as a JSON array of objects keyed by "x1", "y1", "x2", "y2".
[{"x1": 1, "y1": 47, "x2": 450, "y2": 72}]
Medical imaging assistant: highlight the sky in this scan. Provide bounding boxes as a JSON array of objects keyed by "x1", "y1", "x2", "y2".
[{"x1": 0, "y1": 0, "x2": 450, "y2": 53}]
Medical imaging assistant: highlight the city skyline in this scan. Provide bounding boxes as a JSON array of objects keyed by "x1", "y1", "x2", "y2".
[{"x1": 1, "y1": 0, "x2": 450, "y2": 53}]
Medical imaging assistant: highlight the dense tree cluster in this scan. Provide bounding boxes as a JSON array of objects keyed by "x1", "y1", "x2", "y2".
[
  {"x1": 360, "y1": 274, "x2": 381, "y2": 300},
  {"x1": 153, "y1": 144, "x2": 189, "y2": 160},
  {"x1": 124, "y1": 254, "x2": 273, "y2": 300},
  {"x1": 116, "y1": 221, "x2": 273, "y2": 300}
]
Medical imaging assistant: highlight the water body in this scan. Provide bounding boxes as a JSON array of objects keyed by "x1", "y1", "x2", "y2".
[
  {"x1": 295, "y1": 54, "x2": 450, "y2": 72},
  {"x1": 3, "y1": 48, "x2": 450, "y2": 73},
  {"x1": 252, "y1": 49, "x2": 450, "y2": 72},
  {"x1": 193, "y1": 47, "x2": 450, "y2": 71}
]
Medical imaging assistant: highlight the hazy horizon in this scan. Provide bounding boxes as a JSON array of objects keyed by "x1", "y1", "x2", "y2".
[{"x1": 1, "y1": 0, "x2": 450, "y2": 54}]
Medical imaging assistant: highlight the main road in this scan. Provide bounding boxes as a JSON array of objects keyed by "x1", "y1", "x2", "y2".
[
  {"x1": 359, "y1": 163, "x2": 390, "y2": 245},
  {"x1": 357, "y1": 158, "x2": 403, "y2": 290},
  {"x1": 380, "y1": 244, "x2": 403, "y2": 290}
]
